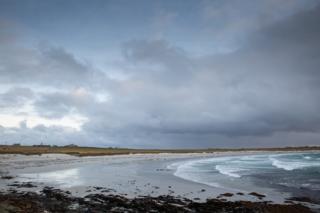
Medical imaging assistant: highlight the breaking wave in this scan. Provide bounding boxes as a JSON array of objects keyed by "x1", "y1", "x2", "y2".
[
  {"x1": 170, "y1": 152, "x2": 320, "y2": 191},
  {"x1": 215, "y1": 165, "x2": 243, "y2": 178}
]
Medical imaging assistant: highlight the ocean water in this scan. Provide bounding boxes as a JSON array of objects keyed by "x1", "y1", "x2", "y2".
[{"x1": 170, "y1": 152, "x2": 320, "y2": 200}]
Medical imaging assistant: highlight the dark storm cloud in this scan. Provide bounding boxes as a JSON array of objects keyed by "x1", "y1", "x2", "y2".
[
  {"x1": 87, "y1": 5, "x2": 320, "y2": 144},
  {"x1": 211, "y1": 5, "x2": 320, "y2": 135}
]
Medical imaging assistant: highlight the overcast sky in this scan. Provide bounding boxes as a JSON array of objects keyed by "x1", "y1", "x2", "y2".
[{"x1": 0, "y1": 0, "x2": 320, "y2": 148}]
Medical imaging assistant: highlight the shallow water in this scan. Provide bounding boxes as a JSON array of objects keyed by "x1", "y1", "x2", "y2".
[{"x1": 170, "y1": 152, "x2": 320, "y2": 201}]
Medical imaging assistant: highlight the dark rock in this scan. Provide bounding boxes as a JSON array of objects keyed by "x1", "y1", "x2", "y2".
[
  {"x1": 218, "y1": 193, "x2": 234, "y2": 197},
  {"x1": 8, "y1": 182, "x2": 36, "y2": 188},
  {"x1": 1, "y1": 175, "x2": 14, "y2": 179},
  {"x1": 93, "y1": 186, "x2": 104, "y2": 190},
  {"x1": 0, "y1": 187, "x2": 314, "y2": 213},
  {"x1": 249, "y1": 192, "x2": 266, "y2": 199}
]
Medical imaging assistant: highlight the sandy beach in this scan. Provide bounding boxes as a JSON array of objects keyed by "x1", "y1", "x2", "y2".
[
  {"x1": 1, "y1": 151, "x2": 320, "y2": 212},
  {"x1": 0, "y1": 151, "x2": 317, "y2": 201},
  {"x1": 0, "y1": 153, "x2": 227, "y2": 199}
]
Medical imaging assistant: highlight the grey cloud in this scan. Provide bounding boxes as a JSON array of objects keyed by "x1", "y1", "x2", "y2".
[
  {"x1": 85, "y1": 5, "x2": 320, "y2": 144},
  {"x1": 192, "y1": 6, "x2": 320, "y2": 136},
  {"x1": 121, "y1": 39, "x2": 194, "y2": 85},
  {"x1": 0, "y1": 27, "x2": 111, "y2": 90},
  {"x1": 0, "y1": 87, "x2": 34, "y2": 108},
  {"x1": 152, "y1": 11, "x2": 177, "y2": 39},
  {"x1": 0, "y1": 124, "x2": 87, "y2": 146},
  {"x1": 200, "y1": 0, "x2": 320, "y2": 50},
  {"x1": 1, "y1": 2, "x2": 320, "y2": 148},
  {"x1": 34, "y1": 90, "x2": 95, "y2": 119}
]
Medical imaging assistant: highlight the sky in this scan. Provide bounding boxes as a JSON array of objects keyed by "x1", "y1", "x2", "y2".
[{"x1": 0, "y1": 0, "x2": 320, "y2": 148}]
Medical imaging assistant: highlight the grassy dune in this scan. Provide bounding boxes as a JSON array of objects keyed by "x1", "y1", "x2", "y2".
[{"x1": 0, "y1": 145, "x2": 319, "y2": 156}]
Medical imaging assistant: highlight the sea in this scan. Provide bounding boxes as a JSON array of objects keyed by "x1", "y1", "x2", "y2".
[{"x1": 169, "y1": 152, "x2": 320, "y2": 201}]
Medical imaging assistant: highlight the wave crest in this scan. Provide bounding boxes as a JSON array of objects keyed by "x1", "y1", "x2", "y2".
[
  {"x1": 215, "y1": 165, "x2": 243, "y2": 178},
  {"x1": 270, "y1": 156, "x2": 320, "y2": 171}
]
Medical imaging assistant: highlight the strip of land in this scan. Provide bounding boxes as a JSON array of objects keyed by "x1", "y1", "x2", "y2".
[{"x1": 0, "y1": 145, "x2": 319, "y2": 156}]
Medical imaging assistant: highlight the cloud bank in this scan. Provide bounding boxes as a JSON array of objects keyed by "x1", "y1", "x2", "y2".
[{"x1": 0, "y1": 1, "x2": 320, "y2": 148}]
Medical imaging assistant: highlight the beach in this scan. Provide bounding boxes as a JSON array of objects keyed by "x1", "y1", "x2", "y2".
[
  {"x1": 1, "y1": 152, "x2": 234, "y2": 200},
  {"x1": 1, "y1": 151, "x2": 320, "y2": 212}
]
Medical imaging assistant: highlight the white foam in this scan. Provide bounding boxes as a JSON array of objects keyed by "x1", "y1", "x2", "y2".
[
  {"x1": 170, "y1": 160, "x2": 222, "y2": 188},
  {"x1": 270, "y1": 157, "x2": 320, "y2": 171},
  {"x1": 215, "y1": 165, "x2": 242, "y2": 178},
  {"x1": 166, "y1": 162, "x2": 183, "y2": 170}
]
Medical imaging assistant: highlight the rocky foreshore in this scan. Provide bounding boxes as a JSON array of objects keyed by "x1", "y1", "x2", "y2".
[{"x1": 0, "y1": 187, "x2": 314, "y2": 213}]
